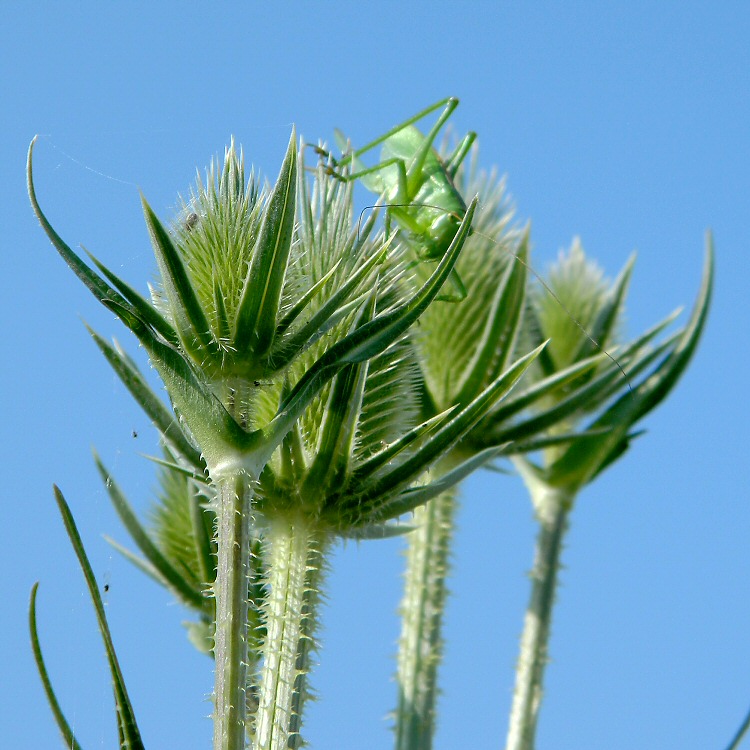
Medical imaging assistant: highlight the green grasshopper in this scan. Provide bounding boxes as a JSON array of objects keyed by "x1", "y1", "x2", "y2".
[{"x1": 318, "y1": 97, "x2": 476, "y2": 301}]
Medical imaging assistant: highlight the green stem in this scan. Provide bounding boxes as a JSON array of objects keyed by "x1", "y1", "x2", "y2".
[
  {"x1": 394, "y1": 490, "x2": 456, "y2": 750},
  {"x1": 505, "y1": 486, "x2": 572, "y2": 750},
  {"x1": 253, "y1": 516, "x2": 325, "y2": 750},
  {"x1": 213, "y1": 474, "x2": 254, "y2": 750}
]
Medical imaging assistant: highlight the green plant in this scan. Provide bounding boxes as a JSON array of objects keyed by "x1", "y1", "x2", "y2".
[
  {"x1": 28, "y1": 126, "x2": 546, "y2": 750},
  {"x1": 28, "y1": 99, "x2": 715, "y2": 750},
  {"x1": 386, "y1": 146, "x2": 713, "y2": 749}
]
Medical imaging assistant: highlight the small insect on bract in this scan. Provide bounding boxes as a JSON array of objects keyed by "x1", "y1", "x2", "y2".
[{"x1": 184, "y1": 212, "x2": 199, "y2": 231}]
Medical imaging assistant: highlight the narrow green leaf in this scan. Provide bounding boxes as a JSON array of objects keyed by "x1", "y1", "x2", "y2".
[
  {"x1": 303, "y1": 294, "x2": 375, "y2": 494},
  {"x1": 28, "y1": 583, "x2": 86, "y2": 750},
  {"x1": 28, "y1": 139, "x2": 146, "y2": 336},
  {"x1": 269, "y1": 242, "x2": 389, "y2": 368},
  {"x1": 454, "y1": 228, "x2": 529, "y2": 404},
  {"x1": 104, "y1": 535, "x2": 171, "y2": 589},
  {"x1": 502, "y1": 427, "x2": 612, "y2": 455},
  {"x1": 85, "y1": 247, "x2": 180, "y2": 346},
  {"x1": 339, "y1": 522, "x2": 415, "y2": 540},
  {"x1": 99, "y1": 297, "x2": 157, "y2": 341},
  {"x1": 233, "y1": 129, "x2": 298, "y2": 356},
  {"x1": 88, "y1": 328, "x2": 204, "y2": 469},
  {"x1": 141, "y1": 452, "x2": 208, "y2": 483},
  {"x1": 141, "y1": 197, "x2": 216, "y2": 359},
  {"x1": 275, "y1": 258, "x2": 344, "y2": 337},
  {"x1": 368, "y1": 447, "x2": 503, "y2": 524},
  {"x1": 52, "y1": 486, "x2": 146, "y2": 750},
  {"x1": 307, "y1": 359, "x2": 370, "y2": 495},
  {"x1": 94, "y1": 455, "x2": 207, "y2": 611},
  {"x1": 572, "y1": 252, "x2": 635, "y2": 363},
  {"x1": 349, "y1": 409, "x2": 458, "y2": 486},
  {"x1": 723, "y1": 701, "x2": 750, "y2": 750},
  {"x1": 484, "y1": 355, "x2": 603, "y2": 431},
  {"x1": 627, "y1": 235, "x2": 714, "y2": 423}
]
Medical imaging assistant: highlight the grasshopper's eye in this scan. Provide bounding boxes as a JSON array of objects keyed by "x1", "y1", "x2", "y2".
[{"x1": 185, "y1": 212, "x2": 199, "y2": 231}]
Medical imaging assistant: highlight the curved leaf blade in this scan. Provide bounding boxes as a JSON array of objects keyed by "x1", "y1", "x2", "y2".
[
  {"x1": 52, "y1": 486, "x2": 146, "y2": 750},
  {"x1": 28, "y1": 583, "x2": 86, "y2": 750}
]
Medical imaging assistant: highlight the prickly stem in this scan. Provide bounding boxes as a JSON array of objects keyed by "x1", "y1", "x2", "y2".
[
  {"x1": 253, "y1": 516, "x2": 325, "y2": 750},
  {"x1": 506, "y1": 487, "x2": 571, "y2": 750},
  {"x1": 213, "y1": 474, "x2": 254, "y2": 750},
  {"x1": 394, "y1": 489, "x2": 456, "y2": 750}
]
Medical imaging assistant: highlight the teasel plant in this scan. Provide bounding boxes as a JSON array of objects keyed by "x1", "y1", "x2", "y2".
[
  {"x1": 389, "y1": 149, "x2": 713, "y2": 750},
  {"x1": 27, "y1": 131, "x2": 562, "y2": 750},
  {"x1": 498, "y1": 236, "x2": 713, "y2": 750}
]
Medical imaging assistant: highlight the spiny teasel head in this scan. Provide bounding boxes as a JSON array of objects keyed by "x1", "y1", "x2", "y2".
[
  {"x1": 494, "y1": 236, "x2": 712, "y2": 493},
  {"x1": 520, "y1": 238, "x2": 631, "y2": 397},
  {"x1": 31, "y1": 129, "x2": 474, "y2": 476},
  {"x1": 160, "y1": 139, "x2": 266, "y2": 355}
]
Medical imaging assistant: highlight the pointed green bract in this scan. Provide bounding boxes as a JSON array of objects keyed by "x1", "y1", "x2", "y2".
[
  {"x1": 142, "y1": 197, "x2": 217, "y2": 361},
  {"x1": 89, "y1": 329, "x2": 203, "y2": 466},
  {"x1": 95, "y1": 453, "x2": 208, "y2": 610},
  {"x1": 233, "y1": 129, "x2": 298, "y2": 357}
]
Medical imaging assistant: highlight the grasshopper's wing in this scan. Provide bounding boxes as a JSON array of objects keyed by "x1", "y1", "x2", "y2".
[{"x1": 384, "y1": 126, "x2": 466, "y2": 216}]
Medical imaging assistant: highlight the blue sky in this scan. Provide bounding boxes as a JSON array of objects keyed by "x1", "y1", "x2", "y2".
[{"x1": 2, "y1": 4, "x2": 749, "y2": 749}]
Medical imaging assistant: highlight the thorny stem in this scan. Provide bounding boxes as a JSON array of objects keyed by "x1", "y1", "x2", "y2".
[
  {"x1": 213, "y1": 474, "x2": 255, "y2": 750},
  {"x1": 394, "y1": 490, "x2": 456, "y2": 750},
  {"x1": 253, "y1": 515, "x2": 325, "y2": 750},
  {"x1": 505, "y1": 486, "x2": 572, "y2": 750}
]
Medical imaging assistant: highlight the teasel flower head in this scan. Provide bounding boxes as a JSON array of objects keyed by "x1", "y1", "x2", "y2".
[
  {"x1": 506, "y1": 235, "x2": 714, "y2": 494},
  {"x1": 29, "y1": 133, "x2": 482, "y2": 482}
]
